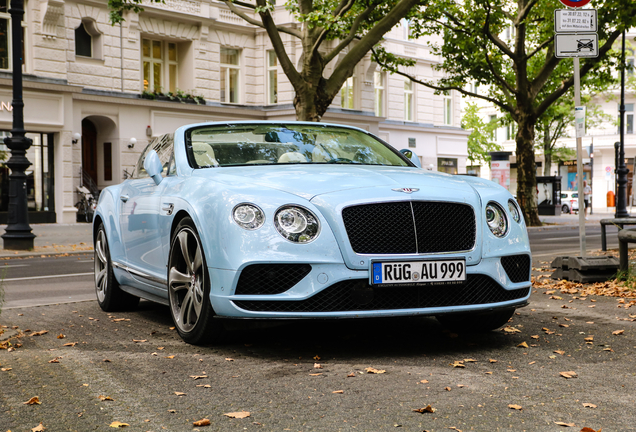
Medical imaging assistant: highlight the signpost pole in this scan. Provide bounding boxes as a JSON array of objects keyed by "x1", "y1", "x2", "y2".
[{"x1": 574, "y1": 57, "x2": 586, "y2": 257}]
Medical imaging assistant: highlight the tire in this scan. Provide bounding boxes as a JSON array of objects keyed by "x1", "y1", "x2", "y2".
[
  {"x1": 562, "y1": 204, "x2": 569, "y2": 213},
  {"x1": 168, "y1": 217, "x2": 224, "y2": 345},
  {"x1": 436, "y1": 309, "x2": 515, "y2": 333},
  {"x1": 94, "y1": 224, "x2": 140, "y2": 311}
]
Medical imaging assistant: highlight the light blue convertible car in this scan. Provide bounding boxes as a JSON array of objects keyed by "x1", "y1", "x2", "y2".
[{"x1": 93, "y1": 121, "x2": 531, "y2": 344}]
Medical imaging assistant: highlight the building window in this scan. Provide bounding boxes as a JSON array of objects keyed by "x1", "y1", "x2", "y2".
[
  {"x1": 438, "y1": 157, "x2": 458, "y2": 175},
  {"x1": 267, "y1": 50, "x2": 278, "y2": 104},
  {"x1": 404, "y1": 78, "x2": 413, "y2": 121},
  {"x1": 221, "y1": 47, "x2": 240, "y2": 103},
  {"x1": 619, "y1": 103, "x2": 634, "y2": 135},
  {"x1": 142, "y1": 39, "x2": 177, "y2": 93},
  {"x1": 489, "y1": 115, "x2": 498, "y2": 141},
  {"x1": 0, "y1": 0, "x2": 27, "y2": 71},
  {"x1": 340, "y1": 76, "x2": 355, "y2": 109},
  {"x1": 75, "y1": 22, "x2": 91, "y2": 57},
  {"x1": 374, "y1": 72, "x2": 385, "y2": 117},
  {"x1": 443, "y1": 92, "x2": 452, "y2": 126},
  {"x1": 506, "y1": 122, "x2": 515, "y2": 140},
  {"x1": 627, "y1": 50, "x2": 634, "y2": 77}
]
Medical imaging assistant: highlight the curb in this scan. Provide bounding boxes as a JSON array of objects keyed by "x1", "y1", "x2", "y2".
[{"x1": 0, "y1": 249, "x2": 94, "y2": 260}]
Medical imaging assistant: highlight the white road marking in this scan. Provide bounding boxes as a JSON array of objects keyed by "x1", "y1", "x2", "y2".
[
  {"x1": 1, "y1": 264, "x2": 29, "y2": 268},
  {"x1": 5, "y1": 272, "x2": 93, "y2": 282}
]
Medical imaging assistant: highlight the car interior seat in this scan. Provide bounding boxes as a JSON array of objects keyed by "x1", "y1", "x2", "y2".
[{"x1": 191, "y1": 142, "x2": 219, "y2": 167}]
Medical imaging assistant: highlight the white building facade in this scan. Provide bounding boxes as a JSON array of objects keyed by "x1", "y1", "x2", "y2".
[{"x1": 0, "y1": 0, "x2": 468, "y2": 224}]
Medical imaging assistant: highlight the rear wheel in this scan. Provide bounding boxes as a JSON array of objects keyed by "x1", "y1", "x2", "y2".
[
  {"x1": 168, "y1": 217, "x2": 224, "y2": 345},
  {"x1": 561, "y1": 204, "x2": 569, "y2": 213},
  {"x1": 94, "y1": 224, "x2": 139, "y2": 311},
  {"x1": 436, "y1": 309, "x2": 515, "y2": 333}
]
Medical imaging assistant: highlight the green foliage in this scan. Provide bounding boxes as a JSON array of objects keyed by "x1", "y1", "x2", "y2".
[
  {"x1": 107, "y1": 0, "x2": 163, "y2": 25},
  {"x1": 140, "y1": 89, "x2": 206, "y2": 105},
  {"x1": 461, "y1": 102, "x2": 502, "y2": 165}
]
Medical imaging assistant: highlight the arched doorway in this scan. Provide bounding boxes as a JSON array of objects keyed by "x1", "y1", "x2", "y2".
[{"x1": 81, "y1": 118, "x2": 98, "y2": 187}]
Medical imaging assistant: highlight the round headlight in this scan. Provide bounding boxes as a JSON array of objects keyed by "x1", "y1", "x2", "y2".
[
  {"x1": 274, "y1": 206, "x2": 320, "y2": 243},
  {"x1": 233, "y1": 204, "x2": 265, "y2": 230},
  {"x1": 508, "y1": 199, "x2": 521, "y2": 223},
  {"x1": 485, "y1": 202, "x2": 508, "y2": 237}
]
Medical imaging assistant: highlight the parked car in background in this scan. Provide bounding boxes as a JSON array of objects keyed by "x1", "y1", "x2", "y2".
[
  {"x1": 93, "y1": 121, "x2": 532, "y2": 345},
  {"x1": 561, "y1": 191, "x2": 579, "y2": 214}
]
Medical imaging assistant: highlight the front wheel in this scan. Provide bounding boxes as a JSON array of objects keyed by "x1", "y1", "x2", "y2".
[
  {"x1": 168, "y1": 217, "x2": 224, "y2": 345},
  {"x1": 94, "y1": 224, "x2": 139, "y2": 311},
  {"x1": 436, "y1": 309, "x2": 515, "y2": 333},
  {"x1": 562, "y1": 204, "x2": 569, "y2": 213}
]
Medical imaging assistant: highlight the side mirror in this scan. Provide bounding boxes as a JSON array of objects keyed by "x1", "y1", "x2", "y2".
[
  {"x1": 399, "y1": 149, "x2": 422, "y2": 168},
  {"x1": 144, "y1": 150, "x2": 163, "y2": 185}
]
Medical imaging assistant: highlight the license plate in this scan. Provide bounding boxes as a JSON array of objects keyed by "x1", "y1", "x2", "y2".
[{"x1": 370, "y1": 259, "x2": 466, "y2": 287}]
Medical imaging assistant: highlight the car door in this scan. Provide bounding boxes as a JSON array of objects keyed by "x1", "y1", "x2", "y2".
[{"x1": 119, "y1": 134, "x2": 174, "y2": 285}]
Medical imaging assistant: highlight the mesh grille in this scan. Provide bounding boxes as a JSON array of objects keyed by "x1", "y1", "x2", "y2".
[
  {"x1": 342, "y1": 201, "x2": 475, "y2": 254},
  {"x1": 501, "y1": 255, "x2": 531, "y2": 283},
  {"x1": 342, "y1": 202, "x2": 416, "y2": 254},
  {"x1": 412, "y1": 202, "x2": 476, "y2": 253},
  {"x1": 234, "y1": 264, "x2": 312, "y2": 295},
  {"x1": 233, "y1": 275, "x2": 529, "y2": 313}
]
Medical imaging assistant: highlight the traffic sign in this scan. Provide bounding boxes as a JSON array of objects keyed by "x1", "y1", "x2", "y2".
[
  {"x1": 554, "y1": 9, "x2": 597, "y2": 33},
  {"x1": 555, "y1": 33, "x2": 599, "y2": 58},
  {"x1": 558, "y1": 0, "x2": 592, "y2": 7}
]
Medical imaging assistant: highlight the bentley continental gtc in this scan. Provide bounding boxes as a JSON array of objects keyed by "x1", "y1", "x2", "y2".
[{"x1": 93, "y1": 122, "x2": 532, "y2": 344}]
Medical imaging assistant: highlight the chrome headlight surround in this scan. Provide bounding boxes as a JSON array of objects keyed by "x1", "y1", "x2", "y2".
[
  {"x1": 274, "y1": 205, "x2": 320, "y2": 243},
  {"x1": 485, "y1": 202, "x2": 508, "y2": 237},
  {"x1": 508, "y1": 199, "x2": 521, "y2": 224},
  {"x1": 232, "y1": 203, "x2": 265, "y2": 230}
]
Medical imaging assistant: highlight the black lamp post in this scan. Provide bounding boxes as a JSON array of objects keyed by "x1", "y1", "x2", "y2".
[
  {"x1": 615, "y1": 29, "x2": 630, "y2": 218},
  {"x1": 1, "y1": 0, "x2": 35, "y2": 250}
]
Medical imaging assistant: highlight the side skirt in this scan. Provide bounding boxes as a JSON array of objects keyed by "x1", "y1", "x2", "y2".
[{"x1": 120, "y1": 284, "x2": 170, "y2": 306}]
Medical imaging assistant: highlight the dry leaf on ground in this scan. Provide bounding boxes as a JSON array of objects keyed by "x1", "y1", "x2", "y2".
[
  {"x1": 508, "y1": 404, "x2": 522, "y2": 410},
  {"x1": 413, "y1": 405, "x2": 436, "y2": 413},
  {"x1": 582, "y1": 403, "x2": 597, "y2": 408},
  {"x1": 223, "y1": 411, "x2": 250, "y2": 419},
  {"x1": 98, "y1": 395, "x2": 114, "y2": 401},
  {"x1": 450, "y1": 361, "x2": 465, "y2": 368},
  {"x1": 193, "y1": 418, "x2": 211, "y2": 426},
  {"x1": 517, "y1": 342, "x2": 529, "y2": 348},
  {"x1": 24, "y1": 396, "x2": 41, "y2": 405},
  {"x1": 554, "y1": 421, "x2": 575, "y2": 427},
  {"x1": 109, "y1": 421, "x2": 130, "y2": 428},
  {"x1": 332, "y1": 390, "x2": 344, "y2": 394},
  {"x1": 174, "y1": 392, "x2": 186, "y2": 396},
  {"x1": 612, "y1": 330, "x2": 625, "y2": 335},
  {"x1": 365, "y1": 367, "x2": 386, "y2": 374},
  {"x1": 31, "y1": 423, "x2": 46, "y2": 432},
  {"x1": 560, "y1": 371, "x2": 578, "y2": 379},
  {"x1": 190, "y1": 375, "x2": 208, "y2": 380}
]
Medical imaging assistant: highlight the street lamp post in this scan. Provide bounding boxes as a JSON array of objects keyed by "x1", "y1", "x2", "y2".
[
  {"x1": 1, "y1": 0, "x2": 35, "y2": 250},
  {"x1": 615, "y1": 29, "x2": 629, "y2": 218}
]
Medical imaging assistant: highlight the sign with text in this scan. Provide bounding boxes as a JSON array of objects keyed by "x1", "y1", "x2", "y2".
[
  {"x1": 555, "y1": 33, "x2": 598, "y2": 58},
  {"x1": 575, "y1": 106, "x2": 586, "y2": 138},
  {"x1": 554, "y1": 9, "x2": 597, "y2": 32},
  {"x1": 558, "y1": 0, "x2": 592, "y2": 7}
]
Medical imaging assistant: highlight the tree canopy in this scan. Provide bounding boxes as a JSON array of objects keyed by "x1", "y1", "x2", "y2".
[{"x1": 373, "y1": 0, "x2": 636, "y2": 225}]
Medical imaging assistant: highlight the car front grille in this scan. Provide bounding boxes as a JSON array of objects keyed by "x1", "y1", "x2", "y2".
[
  {"x1": 232, "y1": 274, "x2": 529, "y2": 313},
  {"x1": 342, "y1": 201, "x2": 476, "y2": 254},
  {"x1": 501, "y1": 255, "x2": 531, "y2": 283},
  {"x1": 234, "y1": 264, "x2": 312, "y2": 295}
]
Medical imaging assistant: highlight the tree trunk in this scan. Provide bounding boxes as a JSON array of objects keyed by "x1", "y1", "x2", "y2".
[
  {"x1": 515, "y1": 117, "x2": 542, "y2": 226},
  {"x1": 543, "y1": 125, "x2": 552, "y2": 176}
]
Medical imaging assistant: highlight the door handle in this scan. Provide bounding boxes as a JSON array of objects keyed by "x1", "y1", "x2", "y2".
[{"x1": 120, "y1": 195, "x2": 129, "y2": 202}]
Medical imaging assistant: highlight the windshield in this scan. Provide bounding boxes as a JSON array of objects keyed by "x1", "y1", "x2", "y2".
[{"x1": 185, "y1": 124, "x2": 411, "y2": 168}]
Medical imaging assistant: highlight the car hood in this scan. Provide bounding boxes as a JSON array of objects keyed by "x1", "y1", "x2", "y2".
[{"x1": 195, "y1": 165, "x2": 478, "y2": 200}]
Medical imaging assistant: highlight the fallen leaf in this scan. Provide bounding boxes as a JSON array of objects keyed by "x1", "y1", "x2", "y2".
[
  {"x1": 109, "y1": 421, "x2": 130, "y2": 428},
  {"x1": 554, "y1": 350, "x2": 566, "y2": 355},
  {"x1": 314, "y1": 363, "x2": 323, "y2": 369},
  {"x1": 582, "y1": 403, "x2": 597, "y2": 408},
  {"x1": 579, "y1": 428, "x2": 601, "y2": 432},
  {"x1": 508, "y1": 404, "x2": 522, "y2": 410},
  {"x1": 445, "y1": 387, "x2": 452, "y2": 391},
  {"x1": 463, "y1": 358, "x2": 477, "y2": 362},
  {"x1": 193, "y1": 418, "x2": 211, "y2": 426},
  {"x1": 584, "y1": 336, "x2": 594, "y2": 342},
  {"x1": 613, "y1": 330, "x2": 625, "y2": 335},
  {"x1": 420, "y1": 379, "x2": 429, "y2": 383},
  {"x1": 332, "y1": 390, "x2": 344, "y2": 394},
  {"x1": 31, "y1": 423, "x2": 46, "y2": 432},
  {"x1": 190, "y1": 375, "x2": 208, "y2": 380},
  {"x1": 174, "y1": 392, "x2": 186, "y2": 396},
  {"x1": 48, "y1": 357, "x2": 61, "y2": 363},
  {"x1": 24, "y1": 396, "x2": 41, "y2": 405},
  {"x1": 223, "y1": 411, "x2": 250, "y2": 419},
  {"x1": 489, "y1": 359, "x2": 498, "y2": 363},
  {"x1": 132, "y1": 339, "x2": 147, "y2": 343},
  {"x1": 56, "y1": 334, "x2": 65, "y2": 339},
  {"x1": 560, "y1": 371, "x2": 578, "y2": 379},
  {"x1": 30, "y1": 330, "x2": 48, "y2": 337},
  {"x1": 225, "y1": 358, "x2": 234, "y2": 361},
  {"x1": 503, "y1": 326, "x2": 521, "y2": 333},
  {"x1": 63, "y1": 342, "x2": 78, "y2": 347},
  {"x1": 531, "y1": 335, "x2": 540, "y2": 340},
  {"x1": 165, "y1": 355, "x2": 175, "y2": 359},
  {"x1": 103, "y1": 359, "x2": 111, "y2": 363},
  {"x1": 365, "y1": 367, "x2": 386, "y2": 374},
  {"x1": 196, "y1": 384, "x2": 212, "y2": 388},
  {"x1": 309, "y1": 373, "x2": 322, "y2": 376},
  {"x1": 1, "y1": 367, "x2": 12, "y2": 371},
  {"x1": 553, "y1": 421, "x2": 575, "y2": 427},
  {"x1": 98, "y1": 395, "x2": 114, "y2": 401},
  {"x1": 412, "y1": 404, "x2": 436, "y2": 413},
  {"x1": 347, "y1": 373, "x2": 355, "y2": 377},
  {"x1": 517, "y1": 342, "x2": 529, "y2": 348},
  {"x1": 450, "y1": 361, "x2": 465, "y2": 368}
]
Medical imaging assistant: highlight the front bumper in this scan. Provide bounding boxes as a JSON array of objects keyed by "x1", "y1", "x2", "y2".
[{"x1": 209, "y1": 255, "x2": 531, "y2": 319}]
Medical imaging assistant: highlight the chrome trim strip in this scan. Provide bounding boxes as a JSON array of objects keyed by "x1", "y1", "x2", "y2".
[{"x1": 112, "y1": 261, "x2": 167, "y2": 285}]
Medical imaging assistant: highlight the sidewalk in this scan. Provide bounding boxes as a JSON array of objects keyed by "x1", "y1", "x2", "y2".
[{"x1": 0, "y1": 223, "x2": 93, "y2": 259}]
